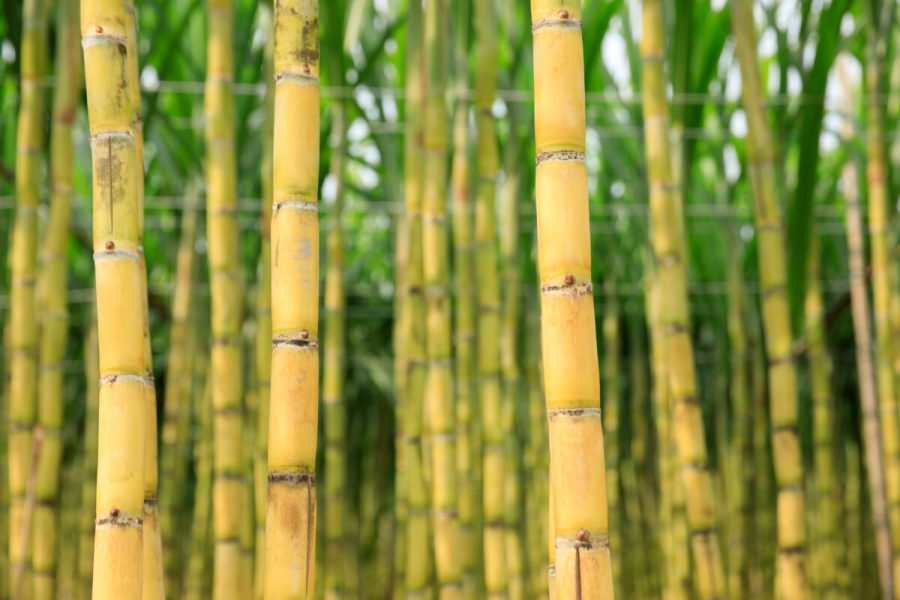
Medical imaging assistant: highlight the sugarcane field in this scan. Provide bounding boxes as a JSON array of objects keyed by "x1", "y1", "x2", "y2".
[{"x1": 3, "y1": 0, "x2": 900, "y2": 598}]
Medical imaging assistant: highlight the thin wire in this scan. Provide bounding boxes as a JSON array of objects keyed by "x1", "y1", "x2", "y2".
[
  {"x1": 0, "y1": 195, "x2": 852, "y2": 219},
  {"x1": 147, "y1": 79, "x2": 900, "y2": 107},
  {"x1": 0, "y1": 278, "x2": 853, "y2": 312}
]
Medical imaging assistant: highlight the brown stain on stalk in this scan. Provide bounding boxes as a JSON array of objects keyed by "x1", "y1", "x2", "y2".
[{"x1": 299, "y1": 16, "x2": 319, "y2": 67}]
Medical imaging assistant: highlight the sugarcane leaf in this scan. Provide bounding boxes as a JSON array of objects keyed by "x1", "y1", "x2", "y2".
[{"x1": 787, "y1": 0, "x2": 851, "y2": 332}]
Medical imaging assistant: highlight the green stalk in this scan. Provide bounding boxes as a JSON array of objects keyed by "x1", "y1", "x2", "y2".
[
  {"x1": 402, "y1": 0, "x2": 432, "y2": 595},
  {"x1": 422, "y1": 2, "x2": 461, "y2": 596},
  {"x1": 640, "y1": 1, "x2": 726, "y2": 595},
  {"x1": 601, "y1": 282, "x2": 622, "y2": 593},
  {"x1": 842, "y1": 95, "x2": 894, "y2": 597},
  {"x1": 79, "y1": 311, "x2": 100, "y2": 599},
  {"x1": 185, "y1": 365, "x2": 214, "y2": 600},
  {"x1": 450, "y1": 0, "x2": 478, "y2": 595},
  {"x1": 254, "y1": 7, "x2": 274, "y2": 599},
  {"x1": 323, "y1": 99, "x2": 349, "y2": 600},
  {"x1": 731, "y1": 1, "x2": 810, "y2": 594},
  {"x1": 523, "y1": 298, "x2": 548, "y2": 600},
  {"x1": 32, "y1": 0, "x2": 79, "y2": 595},
  {"x1": 8, "y1": 0, "x2": 48, "y2": 587},
  {"x1": 862, "y1": 6, "x2": 900, "y2": 593},
  {"x1": 723, "y1": 230, "x2": 753, "y2": 600},
  {"x1": 500, "y1": 112, "x2": 524, "y2": 600},
  {"x1": 160, "y1": 189, "x2": 199, "y2": 597},
  {"x1": 474, "y1": 0, "x2": 506, "y2": 593},
  {"x1": 805, "y1": 232, "x2": 844, "y2": 599}
]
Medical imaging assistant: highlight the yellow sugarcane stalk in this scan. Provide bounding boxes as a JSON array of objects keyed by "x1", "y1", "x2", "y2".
[
  {"x1": 530, "y1": 2, "x2": 614, "y2": 598},
  {"x1": 254, "y1": 7, "x2": 274, "y2": 599},
  {"x1": 9, "y1": 0, "x2": 48, "y2": 588},
  {"x1": 640, "y1": 2, "x2": 727, "y2": 596},
  {"x1": 265, "y1": 1, "x2": 320, "y2": 597},
  {"x1": 421, "y1": 1, "x2": 461, "y2": 597},
  {"x1": 401, "y1": 0, "x2": 431, "y2": 595},
  {"x1": 32, "y1": 0, "x2": 78, "y2": 596},
  {"x1": 205, "y1": 0, "x2": 245, "y2": 596},
  {"x1": 81, "y1": 0, "x2": 148, "y2": 596},
  {"x1": 474, "y1": 0, "x2": 507, "y2": 594},
  {"x1": 730, "y1": 1, "x2": 810, "y2": 595},
  {"x1": 323, "y1": 100, "x2": 349, "y2": 600}
]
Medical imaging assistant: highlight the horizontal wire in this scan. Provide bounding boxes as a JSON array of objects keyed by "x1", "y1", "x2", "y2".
[
  {"x1": 44, "y1": 77, "x2": 900, "y2": 107},
  {"x1": 0, "y1": 195, "x2": 851, "y2": 219},
  {"x1": 0, "y1": 278, "x2": 852, "y2": 312}
]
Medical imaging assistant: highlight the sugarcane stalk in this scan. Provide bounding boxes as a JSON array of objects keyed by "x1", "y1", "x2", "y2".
[
  {"x1": 32, "y1": 0, "x2": 79, "y2": 595},
  {"x1": 9, "y1": 0, "x2": 48, "y2": 588},
  {"x1": 805, "y1": 231, "x2": 844, "y2": 599},
  {"x1": 401, "y1": 0, "x2": 432, "y2": 595},
  {"x1": 120, "y1": 3, "x2": 166, "y2": 596},
  {"x1": 450, "y1": 0, "x2": 477, "y2": 595},
  {"x1": 204, "y1": 0, "x2": 246, "y2": 596},
  {"x1": 730, "y1": 1, "x2": 811, "y2": 594},
  {"x1": 253, "y1": 8, "x2": 274, "y2": 600},
  {"x1": 861, "y1": 7, "x2": 900, "y2": 596},
  {"x1": 265, "y1": 1, "x2": 321, "y2": 596},
  {"x1": 841, "y1": 53, "x2": 894, "y2": 594},
  {"x1": 79, "y1": 311, "x2": 100, "y2": 599},
  {"x1": 185, "y1": 365, "x2": 214, "y2": 600},
  {"x1": 640, "y1": 2, "x2": 727, "y2": 596},
  {"x1": 601, "y1": 282, "x2": 622, "y2": 594},
  {"x1": 323, "y1": 99, "x2": 349, "y2": 600},
  {"x1": 421, "y1": 1, "x2": 462, "y2": 598},
  {"x1": 474, "y1": 0, "x2": 507, "y2": 593},
  {"x1": 530, "y1": 1, "x2": 614, "y2": 597},
  {"x1": 81, "y1": 0, "x2": 150, "y2": 595},
  {"x1": 160, "y1": 187, "x2": 199, "y2": 596}
]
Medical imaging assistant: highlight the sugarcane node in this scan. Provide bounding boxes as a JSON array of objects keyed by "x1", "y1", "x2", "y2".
[
  {"x1": 300, "y1": 329, "x2": 310, "y2": 340},
  {"x1": 558, "y1": 9, "x2": 569, "y2": 19},
  {"x1": 105, "y1": 241, "x2": 115, "y2": 250},
  {"x1": 564, "y1": 273, "x2": 575, "y2": 286},
  {"x1": 95, "y1": 25, "x2": 103, "y2": 33},
  {"x1": 576, "y1": 529, "x2": 590, "y2": 543},
  {"x1": 110, "y1": 507, "x2": 120, "y2": 518}
]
